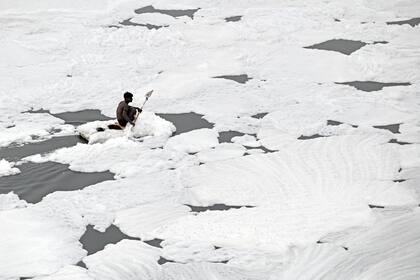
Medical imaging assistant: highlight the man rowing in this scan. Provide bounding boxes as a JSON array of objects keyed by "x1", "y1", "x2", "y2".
[{"x1": 116, "y1": 91, "x2": 142, "y2": 127}]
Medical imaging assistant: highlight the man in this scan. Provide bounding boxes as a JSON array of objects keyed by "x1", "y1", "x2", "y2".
[{"x1": 116, "y1": 92, "x2": 142, "y2": 127}]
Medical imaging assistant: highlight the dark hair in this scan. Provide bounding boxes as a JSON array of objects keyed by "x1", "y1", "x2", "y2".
[{"x1": 123, "y1": 91, "x2": 133, "y2": 99}]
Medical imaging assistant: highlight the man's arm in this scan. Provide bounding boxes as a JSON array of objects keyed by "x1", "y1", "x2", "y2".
[
  {"x1": 122, "y1": 106, "x2": 134, "y2": 125},
  {"x1": 133, "y1": 106, "x2": 142, "y2": 112}
]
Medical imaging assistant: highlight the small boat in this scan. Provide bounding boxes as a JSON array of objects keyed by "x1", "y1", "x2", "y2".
[{"x1": 77, "y1": 112, "x2": 176, "y2": 144}]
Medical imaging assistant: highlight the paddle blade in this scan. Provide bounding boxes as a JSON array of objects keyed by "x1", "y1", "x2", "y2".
[{"x1": 145, "y1": 90, "x2": 153, "y2": 99}]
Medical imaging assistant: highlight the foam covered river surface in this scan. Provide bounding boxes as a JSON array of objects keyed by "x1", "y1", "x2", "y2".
[{"x1": 0, "y1": 0, "x2": 419, "y2": 279}]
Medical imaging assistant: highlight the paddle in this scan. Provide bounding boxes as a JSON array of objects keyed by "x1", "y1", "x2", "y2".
[
  {"x1": 140, "y1": 90, "x2": 153, "y2": 110},
  {"x1": 131, "y1": 90, "x2": 153, "y2": 127}
]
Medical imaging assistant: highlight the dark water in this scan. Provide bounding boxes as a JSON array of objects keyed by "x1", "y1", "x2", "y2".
[
  {"x1": 157, "y1": 255, "x2": 227, "y2": 265},
  {"x1": 225, "y1": 15, "x2": 242, "y2": 22},
  {"x1": 336, "y1": 81, "x2": 411, "y2": 92},
  {"x1": 0, "y1": 136, "x2": 82, "y2": 162},
  {"x1": 388, "y1": 139, "x2": 411, "y2": 145},
  {"x1": 29, "y1": 108, "x2": 112, "y2": 126},
  {"x1": 119, "y1": 18, "x2": 164, "y2": 29},
  {"x1": 217, "y1": 130, "x2": 276, "y2": 152},
  {"x1": 246, "y1": 146, "x2": 276, "y2": 153},
  {"x1": 251, "y1": 112, "x2": 268, "y2": 119},
  {"x1": 144, "y1": 238, "x2": 164, "y2": 248},
  {"x1": 0, "y1": 110, "x2": 116, "y2": 203},
  {"x1": 0, "y1": 162, "x2": 114, "y2": 203},
  {"x1": 373, "y1": 123, "x2": 401, "y2": 134},
  {"x1": 80, "y1": 225, "x2": 139, "y2": 255},
  {"x1": 213, "y1": 74, "x2": 252, "y2": 84},
  {"x1": 304, "y1": 39, "x2": 367, "y2": 55},
  {"x1": 116, "y1": 5, "x2": 201, "y2": 29},
  {"x1": 185, "y1": 204, "x2": 254, "y2": 212},
  {"x1": 373, "y1": 41, "x2": 388, "y2": 45},
  {"x1": 0, "y1": 109, "x2": 104, "y2": 161},
  {"x1": 298, "y1": 134, "x2": 325, "y2": 140},
  {"x1": 79, "y1": 224, "x2": 166, "y2": 266},
  {"x1": 158, "y1": 257, "x2": 175, "y2": 265},
  {"x1": 368, "y1": 204, "x2": 385, "y2": 209},
  {"x1": 218, "y1": 131, "x2": 245, "y2": 143},
  {"x1": 387, "y1": 17, "x2": 420, "y2": 27},
  {"x1": 52, "y1": 109, "x2": 112, "y2": 126},
  {"x1": 393, "y1": 179, "x2": 406, "y2": 183},
  {"x1": 157, "y1": 112, "x2": 214, "y2": 135},
  {"x1": 327, "y1": 119, "x2": 358, "y2": 128},
  {"x1": 327, "y1": 120, "x2": 342, "y2": 126},
  {"x1": 135, "y1": 5, "x2": 200, "y2": 19}
]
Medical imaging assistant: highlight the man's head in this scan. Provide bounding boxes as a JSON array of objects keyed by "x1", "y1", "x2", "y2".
[{"x1": 123, "y1": 91, "x2": 133, "y2": 103}]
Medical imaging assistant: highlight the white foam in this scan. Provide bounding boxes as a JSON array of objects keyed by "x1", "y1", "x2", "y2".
[
  {"x1": 81, "y1": 238, "x2": 269, "y2": 279},
  {"x1": 231, "y1": 135, "x2": 260, "y2": 147},
  {"x1": 0, "y1": 192, "x2": 27, "y2": 211},
  {"x1": 132, "y1": 111, "x2": 176, "y2": 139},
  {"x1": 361, "y1": 0, "x2": 420, "y2": 18},
  {"x1": 0, "y1": 0, "x2": 419, "y2": 277},
  {"x1": 196, "y1": 143, "x2": 245, "y2": 163},
  {"x1": 0, "y1": 207, "x2": 86, "y2": 278},
  {"x1": 160, "y1": 262, "x2": 268, "y2": 280},
  {"x1": 0, "y1": 113, "x2": 69, "y2": 148},
  {"x1": 114, "y1": 201, "x2": 192, "y2": 240},
  {"x1": 154, "y1": 135, "x2": 414, "y2": 252},
  {"x1": 398, "y1": 123, "x2": 420, "y2": 143},
  {"x1": 35, "y1": 138, "x2": 146, "y2": 173},
  {"x1": 33, "y1": 266, "x2": 91, "y2": 280},
  {"x1": 397, "y1": 144, "x2": 420, "y2": 169},
  {"x1": 76, "y1": 120, "x2": 117, "y2": 142},
  {"x1": 397, "y1": 179, "x2": 420, "y2": 204},
  {"x1": 0, "y1": 159, "x2": 20, "y2": 177},
  {"x1": 165, "y1": 129, "x2": 219, "y2": 154},
  {"x1": 77, "y1": 111, "x2": 175, "y2": 144},
  {"x1": 0, "y1": 0, "x2": 113, "y2": 13},
  {"x1": 83, "y1": 240, "x2": 161, "y2": 280},
  {"x1": 29, "y1": 137, "x2": 198, "y2": 177},
  {"x1": 245, "y1": 148, "x2": 265, "y2": 155},
  {"x1": 37, "y1": 170, "x2": 180, "y2": 237},
  {"x1": 280, "y1": 209, "x2": 420, "y2": 279}
]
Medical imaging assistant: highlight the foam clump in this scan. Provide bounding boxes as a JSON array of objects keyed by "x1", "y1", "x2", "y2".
[
  {"x1": 0, "y1": 192, "x2": 27, "y2": 211},
  {"x1": 83, "y1": 240, "x2": 161, "y2": 279},
  {"x1": 0, "y1": 113, "x2": 68, "y2": 148},
  {"x1": 38, "y1": 138, "x2": 147, "y2": 173},
  {"x1": 131, "y1": 111, "x2": 176, "y2": 139},
  {"x1": 114, "y1": 201, "x2": 192, "y2": 240},
  {"x1": 0, "y1": 159, "x2": 20, "y2": 177},
  {"x1": 231, "y1": 134, "x2": 260, "y2": 147},
  {"x1": 31, "y1": 137, "x2": 198, "y2": 177},
  {"x1": 165, "y1": 128, "x2": 219, "y2": 153}
]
